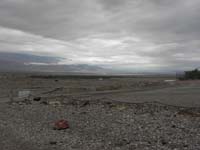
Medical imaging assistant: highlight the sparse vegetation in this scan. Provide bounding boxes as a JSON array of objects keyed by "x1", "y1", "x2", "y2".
[
  {"x1": 185, "y1": 69, "x2": 200, "y2": 79},
  {"x1": 180, "y1": 69, "x2": 200, "y2": 80}
]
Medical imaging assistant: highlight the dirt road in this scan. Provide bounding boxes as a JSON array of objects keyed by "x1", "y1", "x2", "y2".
[{"x1": 91, "y1": 84, "x2": 200, "y2": 107}]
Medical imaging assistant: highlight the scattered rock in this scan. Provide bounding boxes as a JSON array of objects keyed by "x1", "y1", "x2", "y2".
[
  {"x1": 80, "y1": 111, "x2": 87, "y2": 114},
  {"x1": 80, "y1": 100, "x2": 90, "y2": 107},
  {"x1": 49, "y1": 141, "x2": 57, "y2": 145},
  {"x1": 22, "y1": 99, "x2": 32, "y2": 105},
  {"x1": 115, "y1": 139, "x2": 131, "y2": 147},
  {"x1": 161, "y1": 139, "x2": 168, "y2": 145},
  {"x1": 33, "y1": 97, "x2": 41, "y2": 101},
  {"x1": 69, "y1": 100, "x2": 78, "y2": 106},
  {"x1": 104, "y1": 101, "x2": 112, "y2": 105},
  {"x1": 12, "y1": 99, "x2": 32, "y2": 105},
  {"x1": 53, "y1": 120, "x2": 69, "y2": 130},
  {"x1": 171, "y1": 125, "x2": 176, "y2": 128},
  {"x1": 49, "y1": 101, "x2": 62, "y2": 106},
  {"x1": 183, "y1": 144, "x2": 189, "y2": 148},
  {"x1": 40, "y1": 101, "x2": 48, "y2": 105}
]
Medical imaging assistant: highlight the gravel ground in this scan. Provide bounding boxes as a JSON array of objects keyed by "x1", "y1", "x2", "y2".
[{"x1": 0, "y1": 98, "x2": 200, "y2": 150}]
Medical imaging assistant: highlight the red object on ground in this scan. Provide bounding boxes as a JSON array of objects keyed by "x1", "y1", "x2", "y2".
[{"x1": 54, "y1": 120, "x2": 69, "y2": 130}]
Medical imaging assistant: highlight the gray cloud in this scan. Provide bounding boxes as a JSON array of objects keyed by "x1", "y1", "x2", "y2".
[{"x1": 0, "y1": 0, "x2": 200, "y2": 72}]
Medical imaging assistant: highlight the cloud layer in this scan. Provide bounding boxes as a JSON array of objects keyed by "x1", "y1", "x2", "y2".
[{"x1": 0, "y1": 0, "x2": 200, "y2": 72}]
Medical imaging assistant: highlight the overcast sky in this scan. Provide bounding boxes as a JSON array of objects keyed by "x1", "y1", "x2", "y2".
[{"x1": 0, "y1": 0, "x2": 200, "y2": 72}]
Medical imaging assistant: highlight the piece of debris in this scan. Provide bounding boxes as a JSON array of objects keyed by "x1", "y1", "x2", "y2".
[
  {"x1": 111, "y1": 104, "x2": 127, "y2": 111},
  {"x1": 164, "y1": 80, "x2": 176, "y2": 85},
  {"x1": 53, "y1": 120, "x2": 69, "y2": 130},
  {"x1": 98, "y1": 78, "x2": 103, "y2": 81},
  {"x1": 164, "y1": 80, "x2": 176, "y2": 82},
  {"x1": 18, "y1": 90, "x2": 31, "y2": 98},
  {"x1": 33, "y1": 97, "x2": 41, "y2": 101}
]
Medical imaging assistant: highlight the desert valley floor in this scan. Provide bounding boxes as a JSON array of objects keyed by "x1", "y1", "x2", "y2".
[{"x1": 0, "y1": 73, "x2": 200, "y2": 150}]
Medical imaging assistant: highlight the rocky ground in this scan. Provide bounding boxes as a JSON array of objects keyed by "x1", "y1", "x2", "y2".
[
  {"x1": 0, "y1": 97, "x2": 200, "y2": 150},
  {"x1": 0, "y1": 74, "x2": 200, "y2": 150}
]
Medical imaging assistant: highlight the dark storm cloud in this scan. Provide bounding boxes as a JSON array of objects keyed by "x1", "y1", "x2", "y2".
[{"x1": 0, "y1": 0, "x2": 200, "y2": 72}]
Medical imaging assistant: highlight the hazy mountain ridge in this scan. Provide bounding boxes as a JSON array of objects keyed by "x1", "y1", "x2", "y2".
[
  {"x1": 0, "y1": 52, "x2": 175, "y2": 75},
  {"x1": 0, "y1": 52, "x2": 61, "y2": 64},
  {"x1": 0, "y1": 52, "x2": 105, "y2": 73}
]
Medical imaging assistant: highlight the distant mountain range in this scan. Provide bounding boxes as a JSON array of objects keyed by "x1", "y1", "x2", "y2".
[{"x1": 0, "y1": 52, "x2": 104, "y2": 73}]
